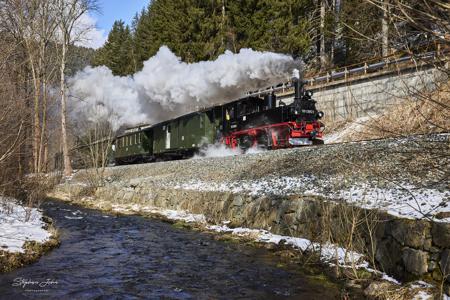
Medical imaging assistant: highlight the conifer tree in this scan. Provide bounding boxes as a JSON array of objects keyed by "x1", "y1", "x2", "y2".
[{"x1": 93, "y1": 20, "x2": 134, "y2": 75}]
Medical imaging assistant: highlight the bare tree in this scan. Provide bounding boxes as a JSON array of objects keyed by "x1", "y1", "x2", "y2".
[
  {"x1": 0, "y1": 0, "x2": 59, "y2": 173},
  {"x1": 81, "y1": 117, "x2": 115, "y2": 188},
  {"x1": 0, "y1": 28, "x2": 30, "y2": 197},
  {"x1": 54, "y1": 0, "x2": 98, "y2": 176}
]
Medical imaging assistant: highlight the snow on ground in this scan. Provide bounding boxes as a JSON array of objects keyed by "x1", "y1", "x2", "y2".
[
  {"x1": 324, "y1": 116, "x2": 374, "y2": 144},
  {"x1": 207, "y1": 223, "x2": 368, "y2": 268},
  {"x1": 111, "y1": 203, "x2": 206, "y2": 223},
  {"x1": 170, "y1": 176, "x2": 449, "y2": 221},
  {"x1": 413, "y1": 290, "x2": 433, "y2": 300},
  {"x1": 0, "y1": 198, "x2": 51, "y2": 253}
]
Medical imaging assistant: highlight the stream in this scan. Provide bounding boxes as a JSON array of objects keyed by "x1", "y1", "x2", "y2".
[{"x1": 0, "y1": 200, "x2": 343, "y2": 299}]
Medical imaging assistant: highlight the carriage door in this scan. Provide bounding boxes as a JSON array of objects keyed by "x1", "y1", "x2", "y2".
[{"x1": 165, "y1": 125, "x2": 171, "y2": 149}]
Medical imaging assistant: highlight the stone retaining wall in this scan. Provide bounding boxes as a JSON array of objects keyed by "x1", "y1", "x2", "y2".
[{"x1": 279, "y1": 65, "x2": 447, "y2": 121}]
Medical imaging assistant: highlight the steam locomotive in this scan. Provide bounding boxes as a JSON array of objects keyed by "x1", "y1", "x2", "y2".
[{"x1": 112, "y1": 69, "x2": 324, "y2": 164}]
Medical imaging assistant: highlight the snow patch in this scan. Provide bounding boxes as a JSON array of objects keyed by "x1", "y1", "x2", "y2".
[
  {"x1": 0, "y1": 198, "x2": 52, "y2": 253},
  {"x1": 381, "y1": 274, "x2": 401, "y2": 285},
  {"x1": 111, "y1": 204, "x2": 206, "y2": 223},
  {"x1": 413, "y1": 290, "x2": 433, "y2": 300},
  {"x1": 207, "y1": 224, "x2": 368, "y2": 268},
  {"x1": 324, "y1": 116, "x2": 374, "y2": 144}
]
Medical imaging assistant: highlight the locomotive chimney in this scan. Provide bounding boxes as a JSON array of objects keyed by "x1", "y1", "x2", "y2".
[
  {"x1": 292, "y1": 68, "x2": 303, "y2": 103},
  {"x1": 264, "y1": 93, "x2": 276, "y2": 109}
]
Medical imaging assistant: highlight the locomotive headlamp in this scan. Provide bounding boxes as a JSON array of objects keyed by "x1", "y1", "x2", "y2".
[
  {"x1": 307, "y1": 91, "x2": 313, "y2": 97},
  {"x1": 317, "y1": 111, "x2": 324, "y2": 119}
]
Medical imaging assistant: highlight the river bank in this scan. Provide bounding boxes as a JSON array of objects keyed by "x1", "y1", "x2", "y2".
[{"x1": 0, "y1": 198, "x2": 59, "y2": 273}]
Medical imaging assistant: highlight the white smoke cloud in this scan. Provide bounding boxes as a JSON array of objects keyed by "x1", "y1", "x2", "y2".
[{"x1": 69, "y1": 46, "x2": 298, "y2": 129}]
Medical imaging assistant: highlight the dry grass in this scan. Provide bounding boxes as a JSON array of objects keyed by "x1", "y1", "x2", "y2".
[
  {"x1": 364, "y1": 280, "x2": 439, "y2": 300},
  {"x1": 354, "y1": 82, "x2": 449, "y2": 140},
  {"x1": 323, "y1": 80, "x2": 449, "y2": 143}
]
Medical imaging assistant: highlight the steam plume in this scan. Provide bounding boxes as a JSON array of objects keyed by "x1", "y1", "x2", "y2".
[{"x1": 69, "y1": 46, "x2": 298, "y2": 129}]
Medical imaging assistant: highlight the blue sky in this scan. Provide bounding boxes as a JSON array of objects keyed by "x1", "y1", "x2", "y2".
[{"x1": 95, "y1": 0, "x2": 149, "y2": 32}]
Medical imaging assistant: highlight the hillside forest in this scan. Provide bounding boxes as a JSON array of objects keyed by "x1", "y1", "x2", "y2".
[{"x1": 93, "y1": 0, "x2": 446, "y2": 76}]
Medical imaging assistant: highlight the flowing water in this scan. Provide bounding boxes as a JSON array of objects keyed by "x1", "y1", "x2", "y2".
[{"x1": 0, "y1": 200, "x2": 343, "y2": 299}]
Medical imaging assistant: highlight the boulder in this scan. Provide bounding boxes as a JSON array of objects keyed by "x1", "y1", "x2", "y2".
[
  {"x1": 433, "y1": 222, "x2": 450, "y2": 248},
  {"x1": 402, "y1": 247, "x2": 429, "y2": 276},
  {"x1": 376, "y1": 237, "x2": 403, "y2": 276},
  {"x1": 391, "y1": 219, "x2": 432, "y2": 250}
]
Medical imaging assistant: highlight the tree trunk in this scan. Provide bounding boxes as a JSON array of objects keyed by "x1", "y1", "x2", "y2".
[
  {"x1": 320, "y1": 0, "x2": 327, "y2": 69},
  {"x1": 60, "y1": 40, "x2": 72, "y2": 176},
  {"x1": 381, "y1": 0, "x2": 389, "y2": 57},
  {"x1": 27, "y1": 50, "x2": 41, "y2": 173},
  {"x1": 38, "y1": 76, "x2": 47, "y2": 173},
  {"x1": 333, "y1": 0, "x2": 343, "y2": 64}
]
